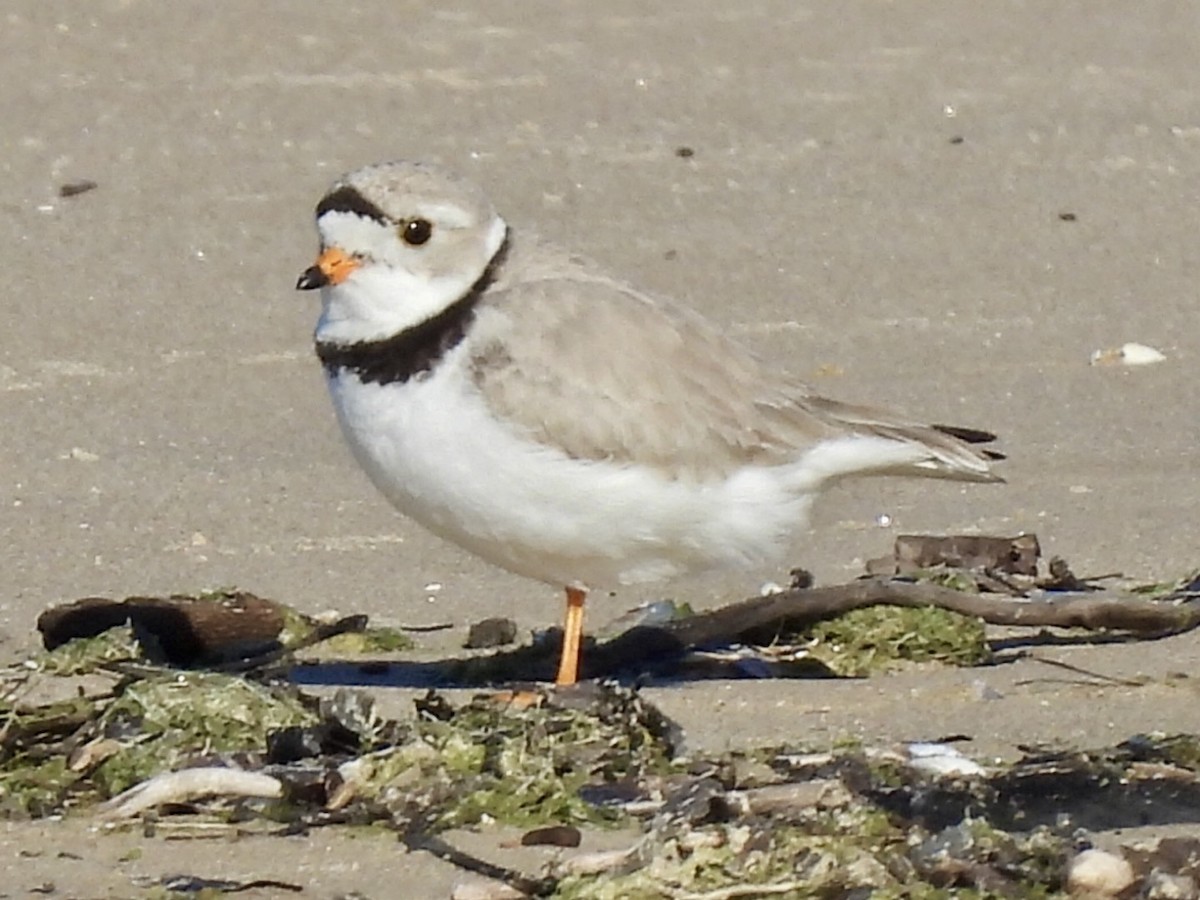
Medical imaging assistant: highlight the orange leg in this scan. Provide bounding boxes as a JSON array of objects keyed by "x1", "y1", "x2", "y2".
[{"x1": 554, "y1": 584, "x2": 588, "y2": 686}]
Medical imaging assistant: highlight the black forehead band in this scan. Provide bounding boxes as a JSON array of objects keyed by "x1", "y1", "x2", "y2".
[{"x1": 315, "y1": 185, "x2": 390, "y2": 225}]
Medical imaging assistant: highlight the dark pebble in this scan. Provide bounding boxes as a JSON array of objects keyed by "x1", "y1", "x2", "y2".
[{"x1": 465, "y1": 616, "x2": 518, "y2": 649}]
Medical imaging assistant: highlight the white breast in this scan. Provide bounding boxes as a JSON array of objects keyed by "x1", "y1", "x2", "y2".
[{"x1": 324, "y1": 347, "x2": 816, "y2": 588}]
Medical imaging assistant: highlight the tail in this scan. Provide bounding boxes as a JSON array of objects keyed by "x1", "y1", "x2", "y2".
[{"x1": 800, "y1": 397, "x2": 1005, "y2": 484}]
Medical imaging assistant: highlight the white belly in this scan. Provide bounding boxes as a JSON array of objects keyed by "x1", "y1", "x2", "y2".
[{"x1": 325, "y1": 353, "x2": 813, "y2": 588}]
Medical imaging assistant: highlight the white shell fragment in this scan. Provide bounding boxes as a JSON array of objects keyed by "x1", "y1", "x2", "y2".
[
  {"x1": 1090, "y1": 342, "x2": 1166, "y2": 367},
  {"x1": 904, "y1": 742, "x2": 987, "y2": 777}
]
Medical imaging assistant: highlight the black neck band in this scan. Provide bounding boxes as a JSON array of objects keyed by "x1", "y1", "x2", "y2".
[{"x1": 315, "y1": 232, "x2": 510, "y2": 386}]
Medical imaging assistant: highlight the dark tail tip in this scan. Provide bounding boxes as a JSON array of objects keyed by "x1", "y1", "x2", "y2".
[{"x1": 933, "y1": 423, "x2": 1006, "y2": 461}]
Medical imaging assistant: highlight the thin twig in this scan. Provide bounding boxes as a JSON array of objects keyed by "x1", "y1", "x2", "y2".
[
  {"x1": 673, "y1": 882, "x2": 808, "y2": 900},
  {"x1": 1018, "y1": 655, "x2": 1147, "y2": 688},
  {"x1": 402, "y1": 827, "x2": 557, "y2": 898}
]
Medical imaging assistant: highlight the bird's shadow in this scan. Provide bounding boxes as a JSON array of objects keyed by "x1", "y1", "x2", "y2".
[{"x1": 286, "y1": 625, "x2": 842, "y2": 689}]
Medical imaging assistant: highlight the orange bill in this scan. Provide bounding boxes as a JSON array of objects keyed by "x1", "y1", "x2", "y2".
[{"x1": 295, "y1": 246, "x2": 360, "y2": 290}]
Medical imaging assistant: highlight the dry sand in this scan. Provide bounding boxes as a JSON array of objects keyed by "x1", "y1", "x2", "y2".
[{"x1": 2, "y1": 1, "x2": 1198, "y2": 895}]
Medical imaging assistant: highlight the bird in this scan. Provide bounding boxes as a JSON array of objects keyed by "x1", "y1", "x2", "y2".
[{"x1": 295, "y1": 160, "x2": 1003, "y2": 686}]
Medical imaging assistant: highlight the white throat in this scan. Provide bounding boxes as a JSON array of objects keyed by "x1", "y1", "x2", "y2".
[{"x1": 314, "y1": 215, "x2": 507, "y2": 346}]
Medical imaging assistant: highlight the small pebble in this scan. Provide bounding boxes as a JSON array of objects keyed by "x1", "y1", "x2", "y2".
[
  {"x1": 972, "y1": 679, "x2": 1004, "y2": 701},
  {"x1": 1067, "y1": 848, "x2": 1135, "y2": 897},
  {"x1": 59, "y1": 179, "x2": 98, "y2": 198},
  {"x1": 464, "y1": 616, "x2": 518, "y2": 649},
  {"x1": 1143, "y1": 871, "x2": 1197, "y2": 900},
  {"x1": 451, "y1": 879, "x2": 527, "y2": 900}
]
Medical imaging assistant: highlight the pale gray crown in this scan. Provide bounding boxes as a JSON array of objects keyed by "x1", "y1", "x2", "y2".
[{"x1": 315, "y1": 160, "x2": 503, "y2": 284}]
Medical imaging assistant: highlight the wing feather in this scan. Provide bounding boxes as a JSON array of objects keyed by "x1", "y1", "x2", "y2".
[{"x1": 466, "y1": 236, "x2": 1000, "y2": 484}]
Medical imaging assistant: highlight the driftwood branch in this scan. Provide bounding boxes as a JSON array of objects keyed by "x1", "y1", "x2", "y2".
[
  {"x1": 674, "y1": 580, "x2": 1200, "y2": 642},
  {"x1": 98, "y1": 767, "x2": 283, "y2": 820},
  {"x1": 585, "y1": 580, "x2": 1200, "y2": 679}
]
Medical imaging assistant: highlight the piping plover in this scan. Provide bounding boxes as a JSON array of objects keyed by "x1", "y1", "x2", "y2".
[{"x1": 296, "y1": 161, "x2": 1002, "y2": 684}]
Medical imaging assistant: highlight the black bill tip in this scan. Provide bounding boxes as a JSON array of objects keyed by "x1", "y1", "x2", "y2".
[{"x1": 296, "y1": 265, "x2": 328, "y2": 291}]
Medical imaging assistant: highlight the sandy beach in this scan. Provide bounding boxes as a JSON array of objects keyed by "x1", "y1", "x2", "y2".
[{"x1": 2, "y1": 1, "x2": 1198, "y2": 894}]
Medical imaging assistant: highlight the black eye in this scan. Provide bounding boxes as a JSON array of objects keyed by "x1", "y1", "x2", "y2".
[{"x1": 401, "y1": 218, "x2": 433, "y2": 246}]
